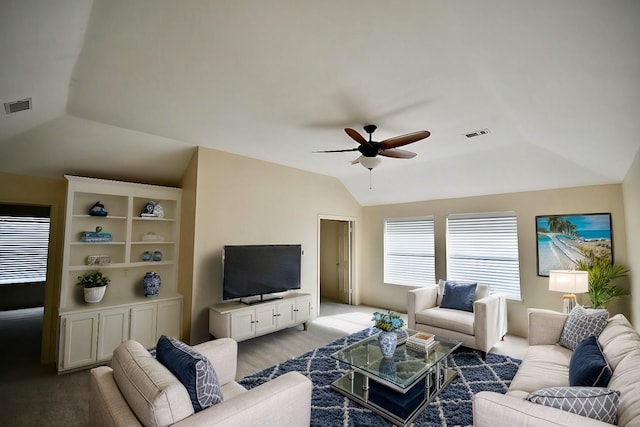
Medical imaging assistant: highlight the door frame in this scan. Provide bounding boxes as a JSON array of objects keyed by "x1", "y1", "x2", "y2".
[{"x1": 317, "y1": 215, "x2": 356, "y2": 313}]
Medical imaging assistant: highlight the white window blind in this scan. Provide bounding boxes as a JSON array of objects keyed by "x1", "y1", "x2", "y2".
[
  {"x1": 384, "y1": 216, "x2": 435, "y2": 286},
  {"x1": 0, "y1": 216, "x2": 50, "y2": 285},
  {"x1": 446, "y1": 212, "x2": 521, "y2": 300}
]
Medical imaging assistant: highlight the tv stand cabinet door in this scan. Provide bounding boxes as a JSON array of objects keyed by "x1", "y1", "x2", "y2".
[
  {"x1": 276, "y1": 299, "x2": 296, "y2": 329},
  {"x1": 255, "y1": 304, "x2": 277, "y2": 335},
  {"x1": 294, "y1": 294, "x2": 312, "y2": 324},
  {"x1": 230, "y1": 310, "x2": 256, "y2": 341}
]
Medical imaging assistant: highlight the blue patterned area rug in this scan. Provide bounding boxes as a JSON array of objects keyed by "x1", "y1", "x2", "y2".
[{"x1": 239, "y1": 328, "x2": 521, "y2": 426}]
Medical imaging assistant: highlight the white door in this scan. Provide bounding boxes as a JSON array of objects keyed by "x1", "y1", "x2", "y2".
[{"x1": 337, "y1": 221, "x2": 352, "y2": 304}]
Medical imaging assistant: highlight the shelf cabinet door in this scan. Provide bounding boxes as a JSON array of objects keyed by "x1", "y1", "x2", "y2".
[
  {"x1": 97, "y1": 307, "x2": 130, "y2": 361},
  {"x1": 130, "y1": 304, "x2": 157, "y2": 349},
  {"x1": 156, "y1": 299, "x2": 182, "y2": 340},
  {"x1": 61, "y1": 312, "x2": 99, "y2": 370},
  {"x1": 230, "y1": 310, "x2": 256, "y2": 341}
]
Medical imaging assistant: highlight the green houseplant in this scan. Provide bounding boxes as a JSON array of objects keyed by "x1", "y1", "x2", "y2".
[
  {"x1": 78, "y1": 271, "x2": 110, "y2": 303},
  {"x1": 575, "y1": 255, "x2": 629, "y2": 309}
]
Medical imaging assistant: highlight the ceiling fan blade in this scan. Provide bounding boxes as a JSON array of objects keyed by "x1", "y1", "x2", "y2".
[
  {"x1": 313, "y1": 148, "x2": 359, "y2": 153},
  {"x1": 351, "y1": 155, "x2": 363, "y2": 165},
  {"x1": 380, "y1": 130, "x2": 430, "y2": 149},
  {"x1": 380, "y1": 148, "x2": 417, "y2": 159},
  {"x1": 344, "y1": 128, "x2": 368, "y2": 145}
]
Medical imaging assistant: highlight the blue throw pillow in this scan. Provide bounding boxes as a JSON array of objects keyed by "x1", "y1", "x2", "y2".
[
  {"x1": 156, "y1": 335, "x2": 223, "y2": 412},
  {"x1": 439, "y1": 281, "x2": 477, "y2": 312},
  {"x1": 569, "y1": 336, "x2": 612, "y2": 387}
]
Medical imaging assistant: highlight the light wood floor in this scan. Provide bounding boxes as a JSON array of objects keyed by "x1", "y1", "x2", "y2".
[{"x1": 236, "y1": 299, "x2": 528, "y2": 379}]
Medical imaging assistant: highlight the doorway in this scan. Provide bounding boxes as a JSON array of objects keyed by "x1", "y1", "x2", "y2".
[
  {"x1": 319, "y1": 217, "x2": 354, "y2": 310},
  {"x1": 0, "y1": 204, "x2": 51, "y2": 365}
]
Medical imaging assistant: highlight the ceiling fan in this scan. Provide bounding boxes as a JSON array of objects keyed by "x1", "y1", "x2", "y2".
[{"x1": 314, "y1": 124, "x2": 431, "y2": 166}]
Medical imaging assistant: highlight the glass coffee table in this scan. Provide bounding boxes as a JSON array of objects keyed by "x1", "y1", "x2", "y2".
[{"x1": 330, "y1": 330, "x2": 461, "y2": 427}]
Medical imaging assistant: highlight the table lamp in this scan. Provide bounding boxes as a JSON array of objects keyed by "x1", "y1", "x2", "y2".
[{"x1": 548, "y1": 270, "x2": 589, "y2": 313}]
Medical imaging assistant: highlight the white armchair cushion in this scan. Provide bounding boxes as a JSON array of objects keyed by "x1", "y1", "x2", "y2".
[
  {"x1": 415, "y1": 307, "x2": 475, "y2": 335},
  {"x1": 111, "y1": 340, "x2": 194, "y2": 427}
]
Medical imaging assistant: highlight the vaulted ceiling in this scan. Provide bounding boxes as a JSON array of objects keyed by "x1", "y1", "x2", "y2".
[{"x1": 1, "y1": 0, "x2": 639, "y2": 205}]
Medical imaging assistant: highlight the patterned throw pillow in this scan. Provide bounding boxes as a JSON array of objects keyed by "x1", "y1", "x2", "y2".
[
  {"x1": 526, "y1": 387, "x2": 620, "y2": 424},
  {"x1": 156, "y1": 335, "x2": 223, "y2": 412},
  {"x1": 559, "y1": 305, "x2": 608, "y2": 350}
]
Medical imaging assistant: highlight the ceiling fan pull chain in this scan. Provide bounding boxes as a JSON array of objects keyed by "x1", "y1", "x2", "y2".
[{"x1": 369, "y1": 169, "x2": 373, "y2": 190}]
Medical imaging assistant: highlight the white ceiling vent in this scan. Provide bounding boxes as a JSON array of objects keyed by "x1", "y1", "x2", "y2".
[
  {"x1": 4, "y1": 98, "x2": 32, "y2": 114},
  {"x1": 464, "y1": 128, "x2": 490, "y2": 138}
]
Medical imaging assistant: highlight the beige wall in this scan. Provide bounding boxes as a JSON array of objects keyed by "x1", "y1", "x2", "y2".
[
  {"x1": 178, "y1": 150, "x2": 199, "y2": 342},
  {"x1": 188, "y1": 147, "x2": 362, "y2": 344},
  {"x1": 623, "y1": 148, "x2": 640, "y2": 327},
  {"x1": 0, "y1": 172, "x2": 66, "y2": 363},
  {"x1": 360, "y1": 184, "x2": 629, "y2": 337}
]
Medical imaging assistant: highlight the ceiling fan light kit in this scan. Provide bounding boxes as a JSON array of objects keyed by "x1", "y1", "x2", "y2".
[
  {"x1": 359, "y1": 156, "x2": 381, "y2": 170},
  {"x1": 313, "y1": 124, "x2": 431, "y2": 166}
]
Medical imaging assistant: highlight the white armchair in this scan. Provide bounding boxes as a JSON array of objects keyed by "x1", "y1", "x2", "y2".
[
  {"x1": 407, "y1": 281, "x2": 507, "y2": 358},
  {"x1": 90, "y1": 338, "x2": 312, "y2": 426}
]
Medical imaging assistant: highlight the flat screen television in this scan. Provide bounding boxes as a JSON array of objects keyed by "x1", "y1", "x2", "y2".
[{"x1": 222, "y1": 244, "x2": 302, "y2": 303}]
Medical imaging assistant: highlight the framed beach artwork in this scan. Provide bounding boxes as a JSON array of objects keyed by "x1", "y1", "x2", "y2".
[{"x1": 535, "y1": 213, "x2": 613, "y2": 277}]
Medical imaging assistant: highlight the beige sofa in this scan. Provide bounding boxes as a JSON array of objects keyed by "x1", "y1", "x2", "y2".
[
  {"x1": 90, "y1": 338, "x2": 312, "y2": 427},
  {"x1": 473, "y1": 309, "x2": 640, "y2": 426},
  {"x1": 407, "y1": 281, "x2": 507, "y2": 358}
]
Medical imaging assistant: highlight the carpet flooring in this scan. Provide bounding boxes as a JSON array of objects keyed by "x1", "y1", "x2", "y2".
[{"x1": 239, "y1": 327, "x2": 521, "y2": 427}]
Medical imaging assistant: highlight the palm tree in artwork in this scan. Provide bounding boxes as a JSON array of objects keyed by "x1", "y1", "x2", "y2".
[{"x1": 547, "y1": 216, "x2": 563, "y2": 233}]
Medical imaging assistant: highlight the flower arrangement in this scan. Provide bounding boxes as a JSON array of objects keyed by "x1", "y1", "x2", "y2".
[{"x1": 372, "y1": 311, "x2": 404, "y2": 332}]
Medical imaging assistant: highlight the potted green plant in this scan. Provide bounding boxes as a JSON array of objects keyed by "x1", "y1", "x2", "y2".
[
  {"x1": 575, "y1": 255, "x2": 629, "y2": 309},
  {"x1": 78, "y1": 271, "x2": 110, "y2": 303}
]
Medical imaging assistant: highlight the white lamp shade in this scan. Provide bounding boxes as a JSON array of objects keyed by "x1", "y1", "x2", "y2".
[
  {"x1": 549, "y1": 270, "x2": 589, "y2": 294},
  {"x1": 360, "y1": 157, "x2": 381, "y2": 170}
]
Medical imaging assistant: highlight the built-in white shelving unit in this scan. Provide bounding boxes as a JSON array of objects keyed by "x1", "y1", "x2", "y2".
[{"x1": 57, "y1": 176, "x2": 183, "y2": 372}]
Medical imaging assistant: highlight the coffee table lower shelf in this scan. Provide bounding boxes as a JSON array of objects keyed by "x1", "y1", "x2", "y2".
[{"x1": 331, "y1": 367, "x2": 458, "y2": 427}]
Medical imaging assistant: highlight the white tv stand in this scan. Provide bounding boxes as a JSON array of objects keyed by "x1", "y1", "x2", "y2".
[{"x1": 208, "y1": 293, "x2": 312, "y2": 342}]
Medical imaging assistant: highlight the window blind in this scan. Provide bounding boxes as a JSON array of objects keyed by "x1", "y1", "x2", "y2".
[
  {"x1": 0, "y1": 216, "x2": 50, "y2": 285},
  {"x1": 446, "y1": 212, "x2": 521, "y2": 300},
  {"x1": 384, "y1": 216, "x2": 435, "y2": 286}
]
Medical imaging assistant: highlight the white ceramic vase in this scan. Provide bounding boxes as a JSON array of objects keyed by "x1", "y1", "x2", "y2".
[{"x1": 84, "y1": 285, "x2": 107, "y2": 303}]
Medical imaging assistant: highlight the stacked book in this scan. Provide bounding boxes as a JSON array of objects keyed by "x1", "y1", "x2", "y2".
[
  {"x1": 406, "y1": 332, "x2": 436, "y2": 353},
  {"x1": 80, "y1": 231, "x2": 113, "y2": 242}
]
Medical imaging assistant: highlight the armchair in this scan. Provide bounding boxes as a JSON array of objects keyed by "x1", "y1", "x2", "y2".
[
  {"x1": 90, "y1": 338, "x2": 312, "y2": 426},
  {"x1": 407, "y1": 280, "x2": 507, "y2": 358}
]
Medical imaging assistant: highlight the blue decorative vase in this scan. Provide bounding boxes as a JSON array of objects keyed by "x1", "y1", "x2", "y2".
[
  {"x1": 378, "y1": 356, "x2": 397, "y2": 379},
  {"x1": 143, "y1": 272, "x2": 161, "y2": 297},
  {"x1": 378, "y1": 331, "x2": 398, "y2": 358}
]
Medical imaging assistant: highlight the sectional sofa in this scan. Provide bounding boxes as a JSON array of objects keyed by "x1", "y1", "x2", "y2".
[{"x1": 473, "y1": 309, "x2": 640, "y2": 426}]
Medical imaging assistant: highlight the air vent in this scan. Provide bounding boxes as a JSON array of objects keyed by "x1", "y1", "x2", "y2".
[
  {"x1": 464, "y1": 128, "x2": 490, "y2": 138},
  {"x1": 4, "y1": 97, "x2": 32, "y2": 114}
]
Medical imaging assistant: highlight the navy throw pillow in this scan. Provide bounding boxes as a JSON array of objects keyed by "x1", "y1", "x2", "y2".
[
  {"x1": 569, "y1": 336, "x2": 612, "y2": 387},
  {"x1": 156, "y1": 335, "x2": 223, "y2": 412},
  {"x1": 439, "y1": 281, "x2": 477, "y2": 312}
]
